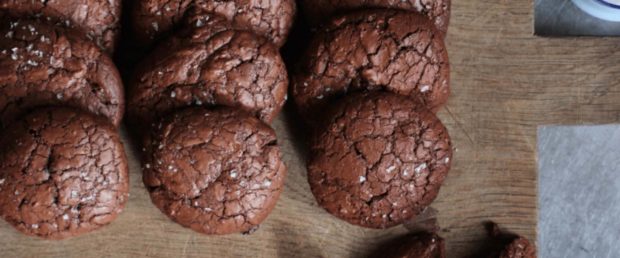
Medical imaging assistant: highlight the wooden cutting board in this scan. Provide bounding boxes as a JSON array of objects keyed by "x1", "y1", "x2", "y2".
[{"x1": 3, "y1": 1, "x2": 620, "y2": 257}]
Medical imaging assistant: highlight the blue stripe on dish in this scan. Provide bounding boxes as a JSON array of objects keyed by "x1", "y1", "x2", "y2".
[{"x1": 595, "y1": 0, "x2": 620, "y2": 8}]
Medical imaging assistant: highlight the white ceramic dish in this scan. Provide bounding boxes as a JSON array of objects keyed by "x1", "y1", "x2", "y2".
[{"x1": 573, "y1": 0, "x2": 620, "y2": 22}]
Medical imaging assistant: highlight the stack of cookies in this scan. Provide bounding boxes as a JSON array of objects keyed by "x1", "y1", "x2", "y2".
[
  {"x1": 0, "y1": 2, "x2": 129, "y2": 239},
  {"x1": 292, "y1": 2, "x2": 453, "y2": 229},
  {"x1": 127, "y1": 1, "x2": 295, "y2": 235}
]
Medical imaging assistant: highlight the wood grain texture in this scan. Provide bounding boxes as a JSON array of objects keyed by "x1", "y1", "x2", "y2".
[{"x1": 2, "y1": 1, "x2": 620, "y2": 257}]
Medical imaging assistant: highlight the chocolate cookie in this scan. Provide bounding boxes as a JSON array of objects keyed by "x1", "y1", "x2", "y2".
[
  {"x1": 145, "y1": 8, "x2": 253, "y2": 62},
  {"x1": 484, "y1": 222, "x2": 537, "y2": 258},
  {"x1": 0, "y1": 0, "x2": 122, "y2": 53},
  {"x1": 301, "y1": 0, "x2": 450, "y2": 35},
  {"x1": 0, "y1": 18, "x2": 124, "y2": 128},
  {"x1": 308, "y1": 93, "x2": 452, "y2": 229},
  {"x1": 131, "y1": 0, "x2": 296, "y2": 47},
  {"x1": 0, "y1": 107, "x2": 129, "y2": 239},
  {"x1": 127, "y1": 25, "x2": 288, "y2": 132},
  {"x1": 143, "y1": 107, "x2": 286, "y2": 235},
  {"x1": 374, "y1": 233, "x2": 445, "y2": 258},
  {"x1": 167, "y1": 8, "x2": 239, "y2": 48},
  {"x1": 292, "y1": 10, "x2": 450, "y2": 124},
  {"x1": 497, "y1": 237, "x2": 536, "y2": 258}
]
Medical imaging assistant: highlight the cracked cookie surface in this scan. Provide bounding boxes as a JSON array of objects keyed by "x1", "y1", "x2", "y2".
[
  {"x1": 131, "y1": 0, "x2": 296, "y2": 47},
  {"x1": 127, "y1": 22, "x2": 287, "y2": 133},
  {"x1": 301, "y1": 0, "x2": 450, "y2": 35},
  {"x1": 0, "y1": 18, "x2": 124, "y2": 128},
  {"x1": 143, "y1": 107, "x2": 287, "y2": 235},
  {"x1": 163, "y1": 8, "x2": 239, "y2": 48},
  {"x1": 0, "y1": 107, "x2": 129, "y2": 240},
  {"x1": 0, "y1": 0, "x2": 122, "y2": 53},
  {"x1": 292, "y1": 10, "x2": 450, "y2": 125},
  {"x1": 308, "y1": 93, "x2": 452, "y2": 229}
]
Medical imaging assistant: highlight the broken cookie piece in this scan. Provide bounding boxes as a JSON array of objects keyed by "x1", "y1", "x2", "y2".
[
  {"x1": 497, "y1": 237, "x2": 536, "y2": 258},
  {"x1": 486, "y1": 222, "x2": 537, "y2": 258},
  {"x1": 370, "y1": 232, "x2": 446, "y2": 258},
  {"x1": 0, "y1": 107, "x2": 129, "y2": 240}
]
